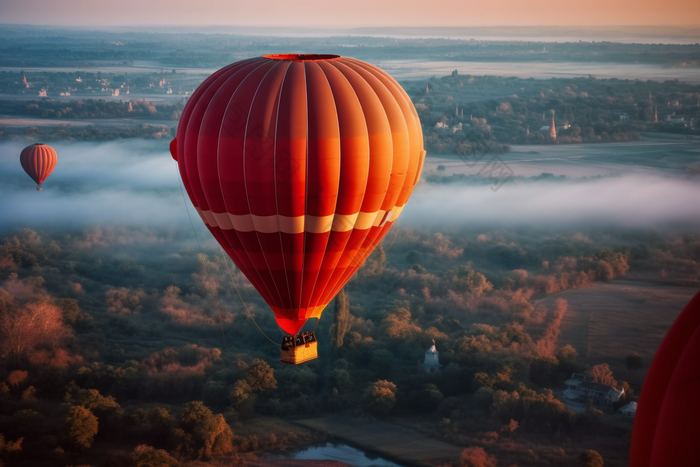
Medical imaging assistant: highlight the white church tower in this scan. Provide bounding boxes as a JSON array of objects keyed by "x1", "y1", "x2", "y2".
[{"x1": 423, "y1": 340, "x2": 442, "y2": 374}]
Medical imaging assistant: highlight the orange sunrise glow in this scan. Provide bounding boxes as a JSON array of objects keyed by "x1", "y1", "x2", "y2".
[{"x1": 1, "y1": 0, "x2": 699, "y2": 26}]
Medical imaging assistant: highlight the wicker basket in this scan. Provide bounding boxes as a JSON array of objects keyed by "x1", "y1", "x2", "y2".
[{"x1": 280, "y1": 341, "x2": 318, "y2": 365}]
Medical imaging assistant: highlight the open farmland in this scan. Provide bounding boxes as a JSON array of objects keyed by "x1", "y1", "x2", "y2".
[{"x1": 537, "y1": 280, "x2": 697, "y2": 385}]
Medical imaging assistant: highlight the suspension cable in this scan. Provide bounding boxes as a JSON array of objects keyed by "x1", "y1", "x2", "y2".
[
  {"x1": 217, "y1": 247, "x2": 281, "y2": 346},
  {"x1": 175, "y1": 165, "x2": 228, "y2": 351},
  {"x1": 384, "y1": 218, "x2": 401, "y2": 253}
]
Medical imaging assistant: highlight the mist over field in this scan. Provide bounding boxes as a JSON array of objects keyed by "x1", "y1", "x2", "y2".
[
  {"x1": 0, "y1": 140, "x2": 186, "y2": 230},
  {"x1": 2, "y1": 139, "x2": 700, "y2": 233},
  {"x1": 405, "y1": 172, "x2": 700, "y2": 227}
]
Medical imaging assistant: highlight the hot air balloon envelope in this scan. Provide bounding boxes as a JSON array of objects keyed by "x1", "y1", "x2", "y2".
[
  {"x1": 20, "y1": 143, "x2": 57, "y2": 190},
  {"x1": 173, "y1": 54, "x2": 426, "y2": 361}
]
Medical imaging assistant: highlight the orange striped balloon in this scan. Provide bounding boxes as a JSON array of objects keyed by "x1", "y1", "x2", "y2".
[
  {"x1": 172, "y1": 54, "x2": 425, "y2": 336},
  {"x1": 20, "y1": 143, "x2": 57, "y2": 191}
]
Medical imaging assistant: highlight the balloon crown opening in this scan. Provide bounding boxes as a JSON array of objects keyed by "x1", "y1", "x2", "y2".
[{"x1": 263, "y1": 54, "x2": 340, "y2": 61}]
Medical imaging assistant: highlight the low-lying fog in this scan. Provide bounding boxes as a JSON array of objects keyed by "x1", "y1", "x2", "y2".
[
  {"x1": 1, "y1": 139, "x2": 699, "y2": 232},
  {"x1": 1, "y1": 140, "x2": 185, "y2": 230}
]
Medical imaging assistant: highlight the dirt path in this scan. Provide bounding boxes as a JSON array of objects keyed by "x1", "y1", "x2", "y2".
[{"x1": 294, "y1": 416, "x2": 463, "y2": 467}]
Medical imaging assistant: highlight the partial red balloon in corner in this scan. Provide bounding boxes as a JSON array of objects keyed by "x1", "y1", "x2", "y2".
[{"x1": 630, "y1": 289, "x2": 700, "y2": 466}]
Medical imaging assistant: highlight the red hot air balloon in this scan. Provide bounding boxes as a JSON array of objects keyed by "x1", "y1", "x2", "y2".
[
  {"x1": 169, "y1": 138, "x2": 178, "y2": 161},
  {"x1": 20, "y1": 143, "x2": 57, "y2": 191},
  {"x1": 171, "y1": 54, "x2": 425, "y2": 363},
  {"x1": 629, "y1": 289, "x2": 700, "y2": 466}
]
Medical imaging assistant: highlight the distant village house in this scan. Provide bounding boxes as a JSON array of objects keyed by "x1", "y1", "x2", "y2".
[
  {"x1": 618, "y1": 401, "x2": 637, "y2": 418},
  {"x1": 563, "y1": 373, "x2": 624, "y2": 405}
]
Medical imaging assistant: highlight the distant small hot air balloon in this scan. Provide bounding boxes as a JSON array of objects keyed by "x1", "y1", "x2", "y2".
[
  {"x1": 20, "y1": 143, "x2": 57, "y2": 191},
  {"x1": 169, "y1": 138, "x2": 178, "y2": 161},
  {"x1": 171, "y1": 54, "x2": 426, "y2": 364}
]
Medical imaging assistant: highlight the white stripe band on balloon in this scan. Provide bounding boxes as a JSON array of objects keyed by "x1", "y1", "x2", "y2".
[{"x1": 195, "y1": 205, "x2": 404, "y2": 234}]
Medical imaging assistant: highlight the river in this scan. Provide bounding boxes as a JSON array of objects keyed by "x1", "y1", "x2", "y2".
[{"x1": 275, "y1": 442, "x2": 404, "y2": 467}]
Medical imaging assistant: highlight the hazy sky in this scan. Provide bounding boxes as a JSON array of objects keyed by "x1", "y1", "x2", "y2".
[{"x1": 1, "y1": 0, "x2": 699, "y2": 27}]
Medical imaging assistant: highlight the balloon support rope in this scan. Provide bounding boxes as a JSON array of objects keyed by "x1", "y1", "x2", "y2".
[
  {"x1": 218, "y1": 247, "x2": 281, "y2": 347},
  {"x1": 384, "y1": 218, "x2": 401, "y2": 253},
  {"x1": 176, "y1": 166, "x2": 229, "y2": 352},
  {"x1": 175, "y1": 165, "x2": 280, "y2": 348}
]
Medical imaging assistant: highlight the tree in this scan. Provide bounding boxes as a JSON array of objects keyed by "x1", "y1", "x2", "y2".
[
  {"x1": 21, "y1": 386, "x2": 36, "y2": 402},
  {"x1": 584, "y1": 400, "x2": 604, "y2": 421},
  {"x1": 0, "y1": 434, "x2": 23, "y2": 454},
  {"x1": 65, "y1": 382, "x2": 120, "y2": 412},
  {"x1": 132, "y1": 444, "x2": 178, "y2": 467},
  {"x1": 363, "y1": 380, "x2": 397, "y2": 417},
  {"x1": 56, "y1": 297, "x2": 93, "y2": 330},
  {"x1": 409, "y1": 384, "x2": 444, "y2": 413},
  {"x1": 620, "y1": 381, "x2": 634, "y2": 402},
  {"x1": 7, "y1": 370, "x2": 28, "y2": 387},
  {"x1": 614, "y1": 381, "x2": 635, "y2": 410},
  {"x1": 382, "y1": 307, "x2": 422, "y2": 340},
  {"x1": 488, "y1": 383, "x2": 574, "y2": 431},
  {"x1": 454, "y1": 266, "x2": 493, "y2": 297},
  {"x1": 56, "y1": 298, "x2": 81, "y2": 325},
  {"x1": 329, "y1": 368, "x2": 352, "y2": 393},
  {"x1": 275, "y1": 365, "x2": 318, "y2": 400},
  {"x1": 244, "y1": 359, "x2": 277, "y2": 393},
  {"x1": 178, "y1": 401, "x2": 233, "y2": 460},
  {"x1": 580, "y1": 449, "x2": 604, "y2": 467},
  {"x1": 369, "y1": 349, "x2": 395, "y2": 379},
  {"x1": 230, "y1": 380, "x2": 256, "y2": 417},
  {"x1": 556, "y1": 344, "x2": 580, "y2": 375},
  {"x1": 64, "y1": 382, "x2": 123, "y2": 427},
  {"x1": 330, "y1": 289, "x2": 351, "y2": 348},
  {"x1": 499, "y1": 419, "x2": 519, "y2": 436},
  {"x1": 595, "y1": 260, "x2": 614, "y2": 281},
  {"x1": 62, "y1": 405, "x2": 98, "y2": 451},
  {"x1": 585, "y1": 363, "x2": 617, "y2": 387},
  {"x1": 0, "y1": 299, "x2": 71, "y2": 360},
  {"x1": 625, "y1": 353, "x2": 643, "y2": 381},
  {"x1": 460, "y1": 446, "x2": 497, "y2": 467},
  {"x1": 365, "y1": 244, "x2": 387, "y2": 275},
  {"x1": 529, "y1": 357, "x2": 558, "y2": 387}
]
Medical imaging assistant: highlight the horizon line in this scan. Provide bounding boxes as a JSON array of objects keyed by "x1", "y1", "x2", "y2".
[{"x1": 2, "y1": 23, "x2": 700, "y2": 29}]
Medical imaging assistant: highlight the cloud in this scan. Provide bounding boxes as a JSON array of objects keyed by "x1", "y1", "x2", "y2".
[
  {"x1": 2, "y1": 140, "x2": 699, "y2": 233},
  {"x1": 1, "y1": 140, "x2": 189, "y2": 230},
  {"x1": 401, "y1": 173, "x2": 700, "y2": 228}
]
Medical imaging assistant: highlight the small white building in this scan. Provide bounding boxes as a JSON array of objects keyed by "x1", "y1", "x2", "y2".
[
  {"x1": 563, "y1": 373, "x2": 624, "y2": 405},
  {"x1": 423, "y1": 341, "x2": 442, "y2": 374},
  {"x1": 618, "y1": 401, "x2": 637, "y2": 418}
]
